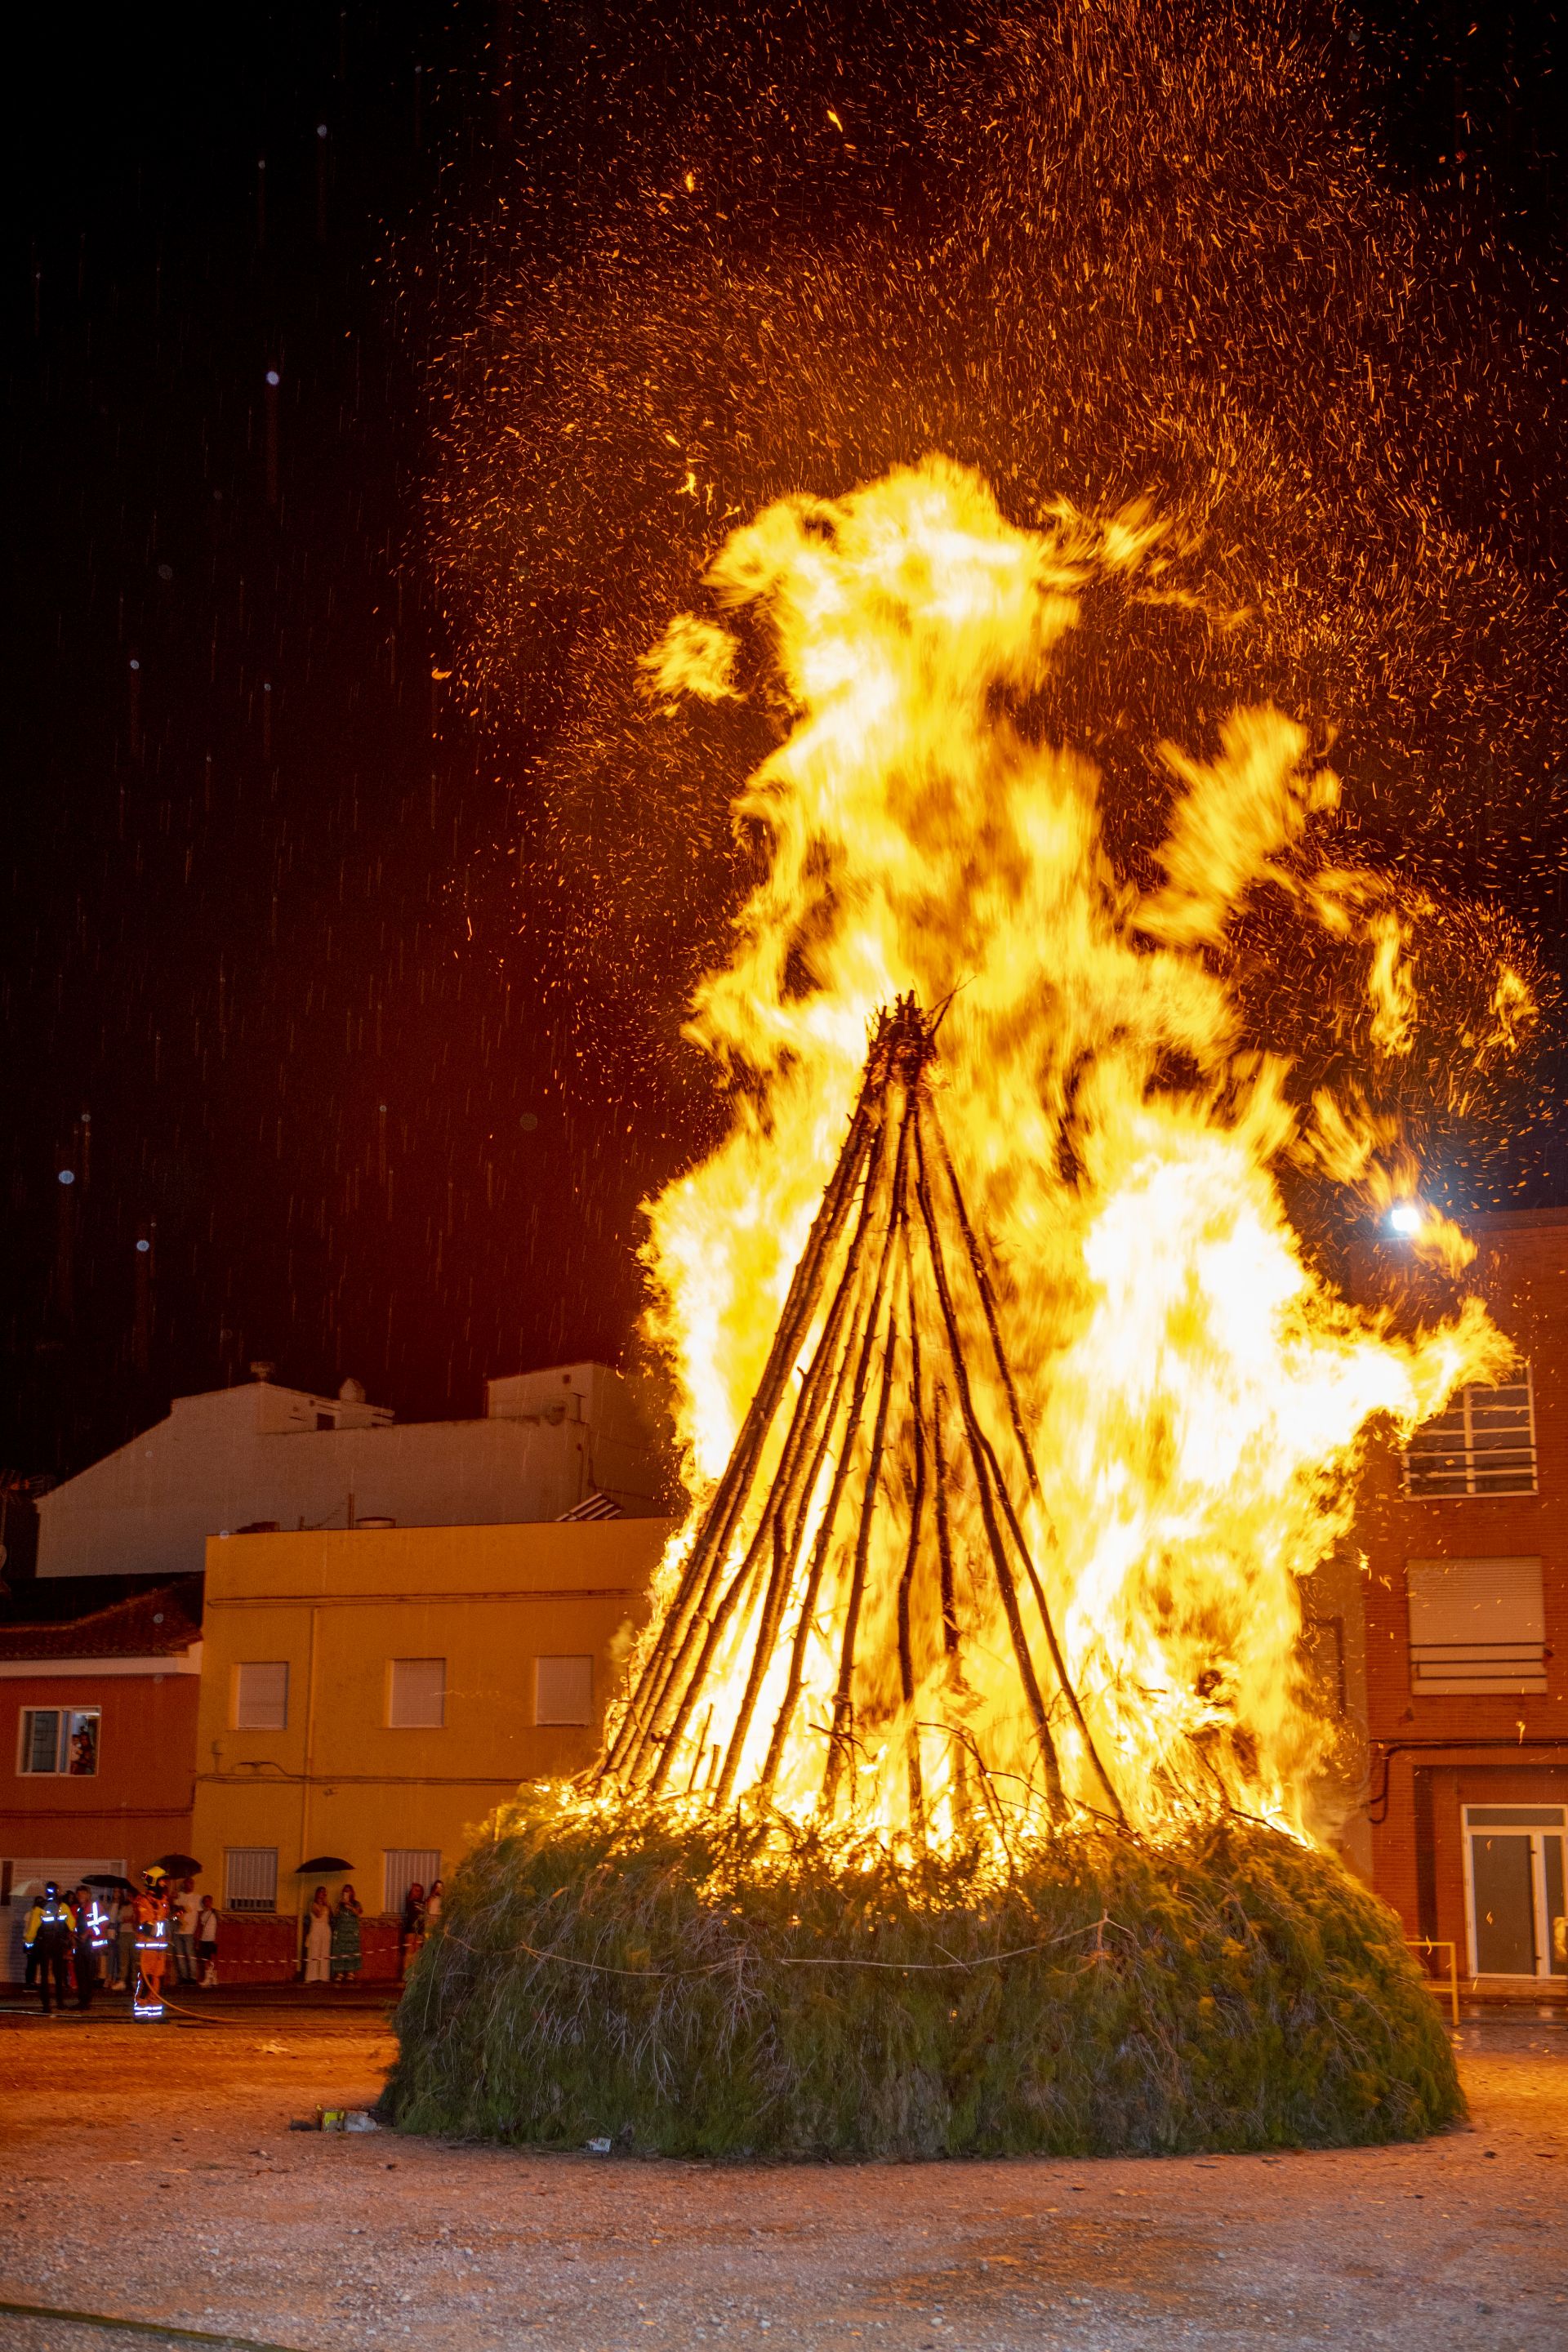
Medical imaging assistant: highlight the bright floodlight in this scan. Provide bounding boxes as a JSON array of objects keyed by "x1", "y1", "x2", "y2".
[{"x1": 1389, "y1": 1202, "x2": 1423, "y2": 1236}]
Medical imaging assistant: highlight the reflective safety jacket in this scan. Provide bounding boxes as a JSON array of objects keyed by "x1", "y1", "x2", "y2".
[
  {"x1": 132, "y1": 1892, "x2": 171, "y2": 1953},
  {"x1": 79, "y1": 1899, "x2": 112, "y2": 1949},
  {"x1": 24, "y1": 1894, "x2": 76, "y2": 1944}
]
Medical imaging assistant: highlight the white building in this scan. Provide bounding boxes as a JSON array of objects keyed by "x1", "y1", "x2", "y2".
[{"x1": 36, "y1": 1362, "x2": 667, "y2": 1582}]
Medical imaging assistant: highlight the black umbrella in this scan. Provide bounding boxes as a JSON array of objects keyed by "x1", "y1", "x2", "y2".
[
  {"x1": 295, "y1": 1856, "x2": 354, "y2": 1873},
  {"x1": 154, "y1": 1853, "x2": 203, "y2": 1877},
  {"x1": 84, "y1": 1874, "x2": 136, "y2": 1893}
]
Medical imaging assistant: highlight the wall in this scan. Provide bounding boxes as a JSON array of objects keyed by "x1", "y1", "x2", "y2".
[
  {"x1": 0, "y1": 1662, "x2": 199, "y2": 1979},
  {"x1": 1347, "y1": 1209, "x2": 1568, "y2": 1966},
  {"x1": 190, "y1": 1516, "x2": 671, "y2": 1938},
  {"x1": 0, "y1": 1663, "x2": 198, "y2": 1869},
  {"x1": 38, "y1": 1363, "x2": 666, "y2": 1582}
]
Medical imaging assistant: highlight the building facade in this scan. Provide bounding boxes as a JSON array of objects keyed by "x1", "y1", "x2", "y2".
[
  {"x1": 188, "y1": 1514, "x2": 671, "y2": 1975},
  {"x1": 1352, "y1": 1208, "x2": 1568, "y2": 1990},
  {"x1": 0, "y1": 1583, "x2": 203, "y2": 1979},
  {"x1": 37, "y1": 1360, "x2": 667, "y2": 1583}
]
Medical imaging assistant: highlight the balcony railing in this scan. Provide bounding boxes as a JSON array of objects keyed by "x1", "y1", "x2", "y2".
[{"x1": 1403, "y1": 1376, "x2": 1537, "y2": 1499}]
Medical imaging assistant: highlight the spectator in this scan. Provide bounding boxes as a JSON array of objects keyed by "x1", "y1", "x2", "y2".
[
  {"x1": 400, "y1": 1882, "x2": 426, "y2": 1978},
  {"x1": 171, "y1": 1876, "x2": 200, "y2": 1983},
  {"x1": 424, "y1": 1878, "x2": 444, "y2": 1931},
  {"x1": 194, "y1": 1893, "x2": 220, "y2": 1989},
  {"x1": 303, "y1": 1886, "x2": 332, "y2": 1984},
  {"x1": 330, "y1": 1884, "x2": 363, "y2": 1984},
  {"x1": 71, "y1": 1886, "x2": 100, "y2": 2011}
]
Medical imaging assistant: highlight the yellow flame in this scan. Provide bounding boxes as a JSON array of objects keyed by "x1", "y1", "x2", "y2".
[
  {"x1": 1365, "y1": 907, "x2": 1417, "y2": 1058},
  {"x1": 624, "y1": 457, "x2": 1505, "y2": 1844},
  {"x1": 1488, "y1": 963, "x2": 1535, "y2": 1055}
]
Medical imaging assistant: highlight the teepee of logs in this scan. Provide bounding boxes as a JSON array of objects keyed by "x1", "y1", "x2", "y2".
[{"x1": 603, "y1": 998, "x2": 1127, "y2": 1842}]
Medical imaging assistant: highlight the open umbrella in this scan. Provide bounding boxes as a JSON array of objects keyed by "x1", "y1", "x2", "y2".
[
  {"x1": 295, "y1": 1856, "x2": 354, "y2": 1873},
  {"x1": 154, "y1": 1853, "x2": 202, "y2": 1877},
  {"x1": 84, "y1": 1873, "x2": 137, "y2": 1893}
]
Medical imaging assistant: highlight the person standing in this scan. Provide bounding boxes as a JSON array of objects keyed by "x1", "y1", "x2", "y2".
[
  {"x1": 424, "y1": 1878, "x2": 444, "y2": 1933},
  {"x1": 194, "y1": 1893, "x2": 220, "y2": 1989},
  {"x1": 399, "y1": 1882, "x2": 426, "y2": 1979},
  {"x1": 131, "y1": 1865, "x2": 172, "y2": 2019},
  {"x1": 24, "y1": 1883, "x2": 75, "y2": 2015},
  {"x1": 114, "y1": 1889, "x2": 136, "y2": 1993},
  {"x1": 329, "y1": 1885, "x2": 363, "y2": 1984},
  {"x1": 71, "y1": 1885, "x2": 102, "y2": 2011},
  {"x1": 302, "y1": 1886, "x2": 332, "y2": 1984},
  {"x1": 171, "y1": 1877, "x2": 199, "y2": 1983}
]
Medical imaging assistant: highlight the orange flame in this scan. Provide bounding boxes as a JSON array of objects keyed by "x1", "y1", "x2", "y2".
[{"x1": 617, "y1": 457, "x2": 1508, "y2": 1845}]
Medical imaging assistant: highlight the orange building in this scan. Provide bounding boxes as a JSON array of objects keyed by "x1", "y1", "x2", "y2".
[
  {"x1": 1351, "y1": 1208, "x2": 1568, "y2": 1991},
  {"x1": 0, "y1": 1582, "x2": 202, "y2": 1978}
]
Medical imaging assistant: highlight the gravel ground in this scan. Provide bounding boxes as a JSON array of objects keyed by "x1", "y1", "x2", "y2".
[{"x1": 1, "y1": 1998, "x2": 1565, "y2": 2351}]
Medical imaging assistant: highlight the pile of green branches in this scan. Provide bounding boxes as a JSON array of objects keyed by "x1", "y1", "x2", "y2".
[{"x1": 385, "y1": 1797, "x2": 1460, "y2": 2158}]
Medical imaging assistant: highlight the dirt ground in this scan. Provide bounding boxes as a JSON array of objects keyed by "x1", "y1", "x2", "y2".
[{"x1": 1, "y1": 1994, "x2": 1565, "y2": 2352}]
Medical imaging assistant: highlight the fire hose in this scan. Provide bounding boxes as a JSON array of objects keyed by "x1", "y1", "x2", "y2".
[{"x1": 0, "y1": 2295, "x2": 312, "y2": 2350}]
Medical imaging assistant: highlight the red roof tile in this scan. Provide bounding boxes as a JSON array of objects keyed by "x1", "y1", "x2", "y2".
[{"x1": 0, "y1": 1583, "x2": 202, "y2": 1660}]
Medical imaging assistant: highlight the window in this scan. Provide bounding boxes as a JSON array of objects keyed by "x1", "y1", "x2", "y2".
[
  {"x1": 385, "y1": 1848, "x2": 442, "y2": 1918},
  {"x1": 1463, "y1": 1806, "x2": 1567, "y2": 1979},
  {"x1": 224, "y1": 1847, "x2": 278, "y2": 1913},
  {"x1": 534, "y1": 1654, "x2": 594, "y2": 1726},
  {"x1": 17, "y1": 1708, "x2": 100, "y2": 1776},
  {"x1": 1404, "y1": 1370, "x2": 1537, "y2": 1498},
  {"x1": 1406, "y1": 1557, "x2": 1547, "y2": 1695},
  {"x1": 387, "y1": 1658, "x2": 445, "y2": 1728},
  {"x1": 234, "y1": 1661, "x2": 289, "y2": 1730}
]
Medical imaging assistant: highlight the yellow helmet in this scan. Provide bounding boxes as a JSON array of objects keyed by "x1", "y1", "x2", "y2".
[{"x1": 142, "y1": 1865, "x2": 169, "y2": 1891}]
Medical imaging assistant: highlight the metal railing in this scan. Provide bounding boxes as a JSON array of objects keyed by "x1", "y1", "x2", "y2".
[{"x1": 1405, "y1": 1936, "x2": 1460, "y2": 2027}]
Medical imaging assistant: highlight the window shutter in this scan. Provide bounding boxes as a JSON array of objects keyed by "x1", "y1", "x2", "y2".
[
  {"x1": 534, "y1": 1655, "x2": 594, "y2": 1726},
  {"x1": 234, "y1": 1662, "x2": 289, "y2": 1730},
  {"x1": 1406, "y1": 1557, "x2": 1547, "y2": 1694},
  {"x1": 388, "y1": 1658, "x2": 446, "y2": 1728},
  {"x1": 384, "y1": 1849, "x2": 442, "y2": 1916},
  {"x1": 224, "y1": 1847, "x2": 278, "y2": 1912}
]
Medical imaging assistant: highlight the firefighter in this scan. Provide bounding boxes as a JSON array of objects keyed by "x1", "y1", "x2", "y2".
[
  {"x1": 23, "y1": 1882, "x2": 75, "y2": 2015},
  {"x1": 131, "y1": 1864, "x2": 172, "y2": 2020},
  {"x1": 72, "y1": 1883, "x2": 106, "y2": 2011}
]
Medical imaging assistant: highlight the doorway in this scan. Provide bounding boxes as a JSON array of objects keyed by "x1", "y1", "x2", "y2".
[{"x1": 1463, "y1": 1805, "x2": 1567, "y2": 1979}]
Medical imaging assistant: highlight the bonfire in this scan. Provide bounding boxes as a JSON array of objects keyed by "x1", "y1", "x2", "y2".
[{"x1": 387, "y1": 461, "x2": 1524, "y2": 2156}]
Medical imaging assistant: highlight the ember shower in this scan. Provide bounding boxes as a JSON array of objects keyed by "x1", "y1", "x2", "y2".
[{"x1": 425, "y1": 0, "x2": 1562, "y2": 1198}]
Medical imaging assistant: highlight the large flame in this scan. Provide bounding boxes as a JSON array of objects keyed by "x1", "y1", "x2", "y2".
[{"x1": 618, "y1": 457, "x2": 1508, "y2": 1845}]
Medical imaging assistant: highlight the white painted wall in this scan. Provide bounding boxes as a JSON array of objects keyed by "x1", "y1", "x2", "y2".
[{"x1": 37, "y1": 1362, "x2": 665, "y2": 1581}]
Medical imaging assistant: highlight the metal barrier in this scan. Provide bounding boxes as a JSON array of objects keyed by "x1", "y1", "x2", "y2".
[{"x1": 1405, "y1": 1936, "x2": 1460, "y2": 2027}]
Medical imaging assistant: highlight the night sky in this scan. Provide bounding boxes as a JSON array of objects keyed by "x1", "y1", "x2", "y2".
[{"x1": 4, "y1": 2, "x2": 1566, "y2": 1491}]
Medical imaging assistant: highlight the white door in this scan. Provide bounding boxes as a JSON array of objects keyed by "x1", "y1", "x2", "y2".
[{"x1": 1463, "y1": 1806, "x2": 1567, "y2": 1979}]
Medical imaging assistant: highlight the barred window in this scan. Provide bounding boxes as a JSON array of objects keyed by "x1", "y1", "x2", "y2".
[
  {"x1": 223, "y1": 1847, "x2": 278, "y2": 1913},
  {"x1": 385, "y1": 1848, "x2": 442, "y2": 1918},
  {"x1": 1406, "y1": 1557, "x2": 1548, "y2": 1695},
  {"x1": 1404, "y1": 1371, "x2": 1537, "y2": 1499}
]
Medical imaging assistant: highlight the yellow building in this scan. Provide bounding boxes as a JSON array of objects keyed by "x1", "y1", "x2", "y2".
[{"x1": 190, "y1": 1516, "x2": 670, "y2": 1957}]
